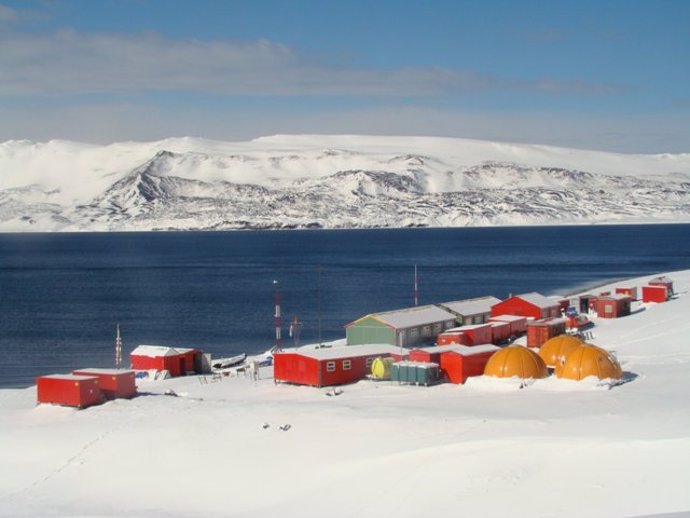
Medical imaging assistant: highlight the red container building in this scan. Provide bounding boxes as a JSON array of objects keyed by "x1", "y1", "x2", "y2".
[
  {"x1": 526, "y1": 318, "x2": 567, "y2": 348},
  {"x1": 72, "y1": 368, "x2": 137, "y2": 399},
  {"x1": 130, "y1": 345, "x2": 201, "y2": 377},
  {"x1": 642, "y1": 285, "x2": 668, "y2": 303},
  {"x1": 36, "y1": 374, "x2": 102, "y2": 408},
  {"x1": 489, "y1": 321, "x2": 512, "y2": 344},
  {"x1": 615, "y1": 286, "x2": 638, "y2": 300},
  {"x1": 274, "y1": 344, "x2": 406, "y2": 387},
  {"x1": 439, "y1": 345, "x2": 499, "y2": 384},
  {"x1": 595, "y1": 294, "x2": 631, "y2": 319},
  {"x1": 409, "y1": 344, "x2": 474, "y2": 364},
  {"x1": 490, "y1": 292, "x2": 561, "y2": 320},
  {"x1": 437, "y1": 330, "x2": 467, "y2": 346},
  {"x1": 442, "y1": 324, "x2": 493, "y2": 346},
  {"x1": 648, "y1": 276, "x2": 674, "y2": 296},
  {"x1": 488, "y1": 315, "x2": 527, "y2": 336}
]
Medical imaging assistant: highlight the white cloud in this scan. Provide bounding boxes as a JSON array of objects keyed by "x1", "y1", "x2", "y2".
[
  {"x1": 0, "y1": 29, "x2": 496, "y2": 97},
  {"x1": 0, "y1": 29, "x2": 626, "y2": 98}
]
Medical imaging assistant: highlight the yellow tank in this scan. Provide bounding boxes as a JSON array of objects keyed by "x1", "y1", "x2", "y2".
[
  {"x1": 484, "y1": 345, "x2": 548, "y2": 379},
  {"x1": 538, "y1": 334, "x2": 583, "y2": 368},
  {"x1": 371, "y1": 357, "x2": 395, "y2": 380},
  {"x1": 555, "y1": 344, "x2": 622, "y2": 381}
]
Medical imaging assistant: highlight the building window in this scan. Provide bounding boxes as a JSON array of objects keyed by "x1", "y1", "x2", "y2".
[
  {"x1": 366, "y1": 357, "x2": 375, "y2": 368},
  {"x1": 422, "y1": 325, "x2": 431, "y2": 337},
  {"x1": 473, "y1": 315, "x2": 482, "y2": 325},
  {"x1": 326, "y1": 361, "x2": 336, "y2": 372},
  {"x1": 432, "y1": 323, "x2": 442, "y2": 334},
  {"x1": 343, "y1": 360, "x2": 352, "y2": 370}
]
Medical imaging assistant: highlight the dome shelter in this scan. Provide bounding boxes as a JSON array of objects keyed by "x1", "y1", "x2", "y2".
[
  {"x1": 538, "y1": 335, "x2": 583, "y2": 368},
  {"x1": 484, "y1": 345, "x2": 548, "y2": 379},
  {"x1": 555, "y1": 344, "x2": 622, "y2": 381}
]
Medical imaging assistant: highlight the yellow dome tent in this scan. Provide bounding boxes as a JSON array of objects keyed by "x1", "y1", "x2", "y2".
[
  {"x1": 555, "y1": 344, "x2": 623, "y2": 381},
  {"x1": 371, "y1": 357, "x2": 395, "y2": 380},
  {"x1": 484, "y1": 345, "x2": 548, "y2": 379},
  {"x1": 538, "y1": 335, "x2": 583, "y2": 368}
]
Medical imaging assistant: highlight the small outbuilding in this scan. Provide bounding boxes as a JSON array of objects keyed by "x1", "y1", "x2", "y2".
[
  {"x1": 615, "y1": 286, "x2": 638, "y2": 300},
  {"x1": 274, "y1": 344, "x2": 406, "y2": 387},
  {"x1": 642, "y1": 285, "x2": 669, "y2": 303},
  {"x1": 36, "y1": 374, "x2": 101, "y2": 409},
  {"x1": 555, "y1": 344, "x2": 622, "y2": 381},
  {"x1": 538, "y1": 335, "x2": 583, "y2": 368},
  {"x1": 648, "y1": 276, "x2": 674, "y2": 296},
  {"x1": 130, "y1": 345, "x2": 202, "y2": 377},
  {"x1": 345, "y1": 305, "x2": 456, "y2": 348},
  {"x1": 578, "y1": 294, "x2": 597, "y2": 313},
  {"x1": 483, "y1": 346, "x2": 548, "y2": 379},
  {"x1": 72, "y1": 368, "x2": 137, "y2": 399},
  {"x1": 490, "y1": 292, "x2": 561, "y2": 320},
  {"x1": 596, "y1": 294, "x2": 631, "y2": 319},
  {"x1": 439, "y1": 344, "x2": 499, "y2": 384},
  {"x1": 526, "y1": 318, "x2": 567, "y2": 348},
  {"x1": 488, "y1": 314, "x2": 527, "y2": 336}
]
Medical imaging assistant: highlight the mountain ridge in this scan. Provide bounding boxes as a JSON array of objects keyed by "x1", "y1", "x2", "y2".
[{"x1": 1, "y1": 135, "x2": 689, "y2": 231}]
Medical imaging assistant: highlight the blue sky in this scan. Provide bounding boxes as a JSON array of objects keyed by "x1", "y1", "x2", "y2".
[{"x1": 0, "y1": 0, "x2": 688, "y2": 152}]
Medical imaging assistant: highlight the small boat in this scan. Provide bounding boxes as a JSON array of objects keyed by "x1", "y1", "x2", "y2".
[{"x1": 211, "y1": 353, "x2": 247, "y2": 369}]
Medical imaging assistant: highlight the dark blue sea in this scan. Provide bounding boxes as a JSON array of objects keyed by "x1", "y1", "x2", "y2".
[{"x1": 1, "y1": 225, "x2": 689, "y2": 388}]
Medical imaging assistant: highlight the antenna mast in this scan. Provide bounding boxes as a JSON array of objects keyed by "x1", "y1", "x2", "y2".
[
  {"x1": 273, "y1": 280, "x2": 282, "y2": 352},
  {"x1": 115, "y1": 323, "x2": 122, "y2": 369}
]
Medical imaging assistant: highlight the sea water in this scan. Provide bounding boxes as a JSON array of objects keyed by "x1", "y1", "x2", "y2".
[{"x1": 1, "y1": 224, "x2": 689, "y2": 388}]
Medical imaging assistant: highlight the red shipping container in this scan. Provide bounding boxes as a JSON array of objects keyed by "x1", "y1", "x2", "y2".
[
  {"x1": 72, "y1": 369, "x2": 137, "y2": 399},
  {"x1": 445, "y1": 324, "x2": 493, "y2": 346},
  {"x1": 489, "y1": 321, "x2": 511, "y2": 344},
  {"x1": 642, "y1": 285, "x2": 668, "y2": 303},
  {"x1": 488, "y1": 315, "x2": 527, "y2": 336},
  {"x1": 526, "y1": 318, "x2": 566, "y2": 348},
  {"x1": 37, "y1": 374, "x2": 102, "y2": 409},
  {"x1": 436, "y1": 331, "x2": 467, "y2": 346},
  {"x1": 595, "y1": 295, "x2": 631, "y2": 319},
  {"x1": 615, "y1": 287, "x2": 638, "y2": 300},
  {"x1": 439, "y1": 345, "x2": 499, "y2": 384},
  {"x1": 410, "y1": 344, "x2": 471, "y2": 364}
]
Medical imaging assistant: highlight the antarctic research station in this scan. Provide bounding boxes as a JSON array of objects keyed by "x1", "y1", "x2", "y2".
[{"x1": 34, "y1": 276, "x2": 676, "y2": 408}]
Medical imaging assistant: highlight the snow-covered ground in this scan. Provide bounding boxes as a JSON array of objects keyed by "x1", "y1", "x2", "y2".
[{"x1": 1, "y1": 271, "x2": 690, "y2": 517}]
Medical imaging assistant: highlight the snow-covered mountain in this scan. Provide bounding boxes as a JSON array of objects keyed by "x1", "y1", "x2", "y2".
[{"x1": 1, "y1": 135, "x2": 689, "y2": 231}]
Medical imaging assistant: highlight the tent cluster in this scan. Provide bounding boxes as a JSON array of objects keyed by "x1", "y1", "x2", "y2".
[{"x1": 482, "y1": 335, "x2": 622, "y2": 382}]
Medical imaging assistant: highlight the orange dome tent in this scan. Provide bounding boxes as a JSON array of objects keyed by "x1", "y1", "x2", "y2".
[
  {"x1": 555, "y1": 344, "x2": 622, "y2": 381},
  {"x1": 484, "y1": 345, "x2": 548, "y2": 379},
  {"x1": 538, "y1": 335, "x2": 583, "y2": 368}
]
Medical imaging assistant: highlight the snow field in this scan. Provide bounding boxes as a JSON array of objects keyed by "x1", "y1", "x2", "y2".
[{"x1": 1, "y1": 271, "x2": 690, "y2": 517}]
